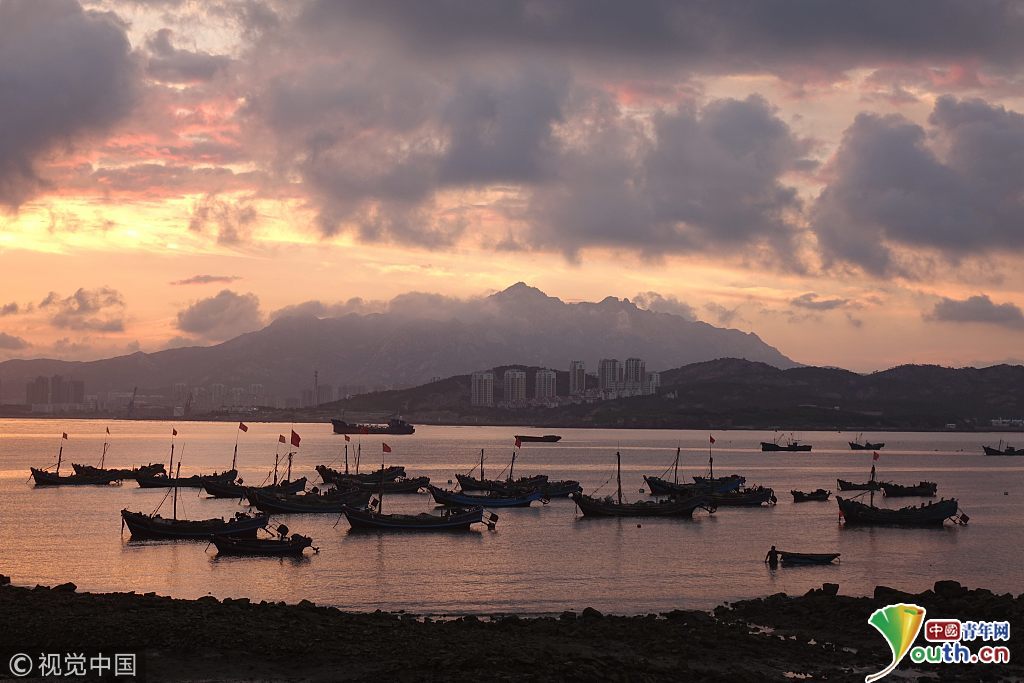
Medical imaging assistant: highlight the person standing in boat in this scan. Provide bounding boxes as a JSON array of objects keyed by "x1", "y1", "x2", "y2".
[{"x1": 764, "y1": 545, "x2": 780, "y2": 568}]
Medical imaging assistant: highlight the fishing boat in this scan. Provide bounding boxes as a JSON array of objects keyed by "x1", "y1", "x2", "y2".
[
  {"x1": 138, "y1": 469, "x2": 236, "y2": 489},
  {"x1": 711, "y1": 486, "x2": 776, "y2": 507},
  {"x1": 837, "y1": 497, "x2": 965, "y2": 526},
  {"x1": 761, "y1": 436, "x2": 812, "y2": 452},
  {"x1": 343, "y1": 505, "x2": 495, "y2": 531},
  {"x1": 343, "y1": 448, "x2": 498, "y2": 531},
  {"x1": 455, "y1": 448, "x2": 548, "y2": 492},
  {"x1": 837, "y1": 478, "x2": 882, "y2": 491},
  {"x1": 572, "y1": 451, "x2": 716, "y2": 517},
  {"x1": 427, "y1": 484, "x2": 546, "y2": 508},
  {"x1": 983, "y1": 440, "x2": 1024, "y2": 456},
  {"x1": 316, "y1": 463, "x2": 407, "y2": 485},
  {"x1": 72, "y1": 463, "x2": 165, "y2": 480},
  {"x1": 849, "y1": 434, "x2": 885, "y2": 450},
  {"x1": 535, "y1": 480, "x2": 583, "y2": 497},
  {"x1": 644, "y1": 448, "x2": 744, "y2": 496},
  {"x1": 791, "y1": 489, "x2": 831, "y2": 502},
  {"x1": 30, "y1": 434, "x2": 121, "y2": 486},
  {"x1": 211, "y1": 524, "x2": 316, "y2": 556},
  {"x1": 202, "y1": 477, "x2": 307, "y2": 499},
  {"x1": 880, "y1": 481, "x2": 938, "y2": 497},
  {"x1": 121, "y1": 462, "x2": 269, "y2": 539},
  {"x1": 248, "y1": 487, "x2": 372, "y2": 514},
  {"x1": 779, "y1": 551, "x2": 841, "y2": 566},
  {"x1": 513, "y1": 434, "x2": 561, "y2": 443},
  {"x1": 331, "y1": 417, "x2": 415, "y2": 435}
]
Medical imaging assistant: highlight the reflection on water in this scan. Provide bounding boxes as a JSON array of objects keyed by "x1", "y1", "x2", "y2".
[{"x1": 1, "y1": 419, "x2": 1021, "y2": 614}]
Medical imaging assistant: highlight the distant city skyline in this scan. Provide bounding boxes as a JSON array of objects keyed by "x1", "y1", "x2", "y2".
[{"x1": 3, "y1": 2, "x2": 1024, "y2": 372}]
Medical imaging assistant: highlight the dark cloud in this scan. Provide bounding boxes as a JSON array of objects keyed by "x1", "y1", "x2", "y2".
[
  {"x1": 812, "y1": 96, "x2": 1024, "y2": 275},
  {"x1": 0, "y1": 302, "x2": 21, "y2": 316},
  {"x1": 176, "y1": 289, "x2": 263, "y2": 341},
  {"x1": 632, "y1": 292, "x2": 696, "y2": 320},
  {"x1": 790, "y1": 292, "x2": 849, "y2": 311},
  {"x1": 188, "y1": 194, "x2": 258, "y2": 244},
  {"x1": 171, "y1": 274, "x2": 242, "y2": 286},
  {"x1": 0, "y1": 0, "x2": 138, "y2": 207},
  {"x1": 703, "y1": 302, "x2": 743, "y2": 326},
  {"x1": 927, "y1": 294, "x2": 1024, "y2": 330},
  {"x1": 270, "y1": 297, "x2": 381, "y2": 320},
  {"x1": 145, "y1": 28, "x2": 232, "y2": 83},
  {"x1": 39, "y1": 287, "x2": 125, "y2": 332},
  {"x1": 298, "y1": 1, "x2": 1024, "y2": 76},
  {"x1": 0, "y1": 332, "x2": 28, "y2": 349}
]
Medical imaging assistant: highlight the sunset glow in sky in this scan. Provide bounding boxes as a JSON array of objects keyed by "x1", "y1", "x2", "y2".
[{"x1": 3, "y1": 0, "x2": 1024, "y2": 371}]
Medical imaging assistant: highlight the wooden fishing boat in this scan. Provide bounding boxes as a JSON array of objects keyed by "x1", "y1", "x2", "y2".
[
  {"x1": 645, "y1": 448, "x2": 745, "y2": 497},
  {"x1": 573, "y1": 451, "x2": 716, "y2": 517},
  {"x1": 122, "y1": 509, "x2": 269, "y2": 539},
  {"x1": 837, "y1": 496, "x2": 965, "y2": 526},
  {"x1": 248, "y1": 487, "x2": 372, "y2": 514},
  {"x1": 691, "y1": 474, "x2": 746, "y2": 490},
  {"x1": 72, "y1": 463, "x2": 165, "y2": 480},
  {"x1": 138, "y1": 469, "x2": 236, "y2": 489},
  {"x1": 535, "y1": 480, "x2": 582, "y2": 497},
  {"x1": 983, "y1": 440, "x2": 1024, "y2": 456},
  {"x1": 31, "y1": 468, "x2": 119, "y2": 486},
  {"x1": 837, "y1": 478, "x2": 882, "y2": 491},
  {"x1": 343, "y1": 505, "x2": 495, "y2": 531},
  {"x1": 761, "y1": 439, "x2": 812, "y2": 452},
  {"x1": 849, "y1": 435, "x2": 885, "y2": 450},
  {"x1": 791, "y1": 489, "x2": 831, "y2": 502},
  {"x1": 456, "y1": 473, "x2": 548, "y2": 491},
  {"x1": 779, "y1": 551, "x2": 841, "y2": 566},
  {"x1": 880, "y1": 481, "x2": 937, "y2": 497},
  {"x1": 428, "y1": 484, "x2": 546, "y2": 508},
  {"x1": 212, "y1": 526, "x2": 315, "y2": 556},
  {"x1": 513, "y1": 434, "x2": 561, "y2": 443},
  {"x1": 202, "y1": 477, "x2": 307, "y2": 499},
  {"x1": 316, "y1": 464, "x2": 407, "y2": 485},
  {"x1": 711, "y1": 486, "x2": 776, "y2": 507}
]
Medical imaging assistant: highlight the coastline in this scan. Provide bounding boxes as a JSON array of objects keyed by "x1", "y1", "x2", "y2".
[{"x1": 2, "y1": 577, "x2": 1019, "y2": 681}]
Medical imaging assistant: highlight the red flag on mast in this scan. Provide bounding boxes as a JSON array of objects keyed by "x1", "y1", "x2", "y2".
[
  {"x1": 382, "y1": 443, "x2": 392, "y2": 453},
  {"x1": 172, "y1": 428, "x2": 178, "y2": 436},
  {"x1": 344, "y1": 434, "x2": 351, "y2": 442},
  {"x1": 872, "y1": 451, "x2": 880, "y2": 461},
  {"x1": 61, "y1": 432, "x2": 68, "y2": 440},
  {"x1": 290, "y1": 430, "x2": 301, "y2": 447},
  {"x1": 709, "y1": 435, "x2": 716, "y2": 444},
  {"x1": 514, "y1": 436, "x2": 522, "y2": 449},
  {"x1": 238, "y1": 422, "x2": 248, "y2": 432},
  {"x1": 278, "y1": 434, "x2": 286, "y2": 444},
  {"x1": 105, "y1": 427, "x2": 110, "y2": 435}
]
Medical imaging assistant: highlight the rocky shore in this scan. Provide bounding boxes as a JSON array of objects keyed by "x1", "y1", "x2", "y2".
[{"x1": 1, "y1": 577, "x2": 1020, "y2": 681}]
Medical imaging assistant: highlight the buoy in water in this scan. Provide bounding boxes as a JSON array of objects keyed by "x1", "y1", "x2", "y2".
[{"x1": 636, "y1": 524, "x2": 641, "y2": 528}]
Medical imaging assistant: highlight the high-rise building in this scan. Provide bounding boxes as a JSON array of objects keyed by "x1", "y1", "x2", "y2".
[
  {"x1": 503, "y1": 369, "x2": 527, "y2": 404},
  {"x1": 535, "y1": 369, "x2": 557, "y2": 399},
  {"x1": 26, "y1": 376, "x2": 49, "y2": 405},
  {"x1": 644, "y1": 371, "x2": 661, "y2": 395},
  {"x1": 470, "y1": 371, "x2": 494, "y2": 407},
  {"x1": 569, "y1": 360, "x2": 586, "y2": 395},
  {"x1": 598, "y1": 359, "x2": 620, "y2": 392},
  {"x1": 624, "y1": 358, "x2": 645, "y2": 386}
]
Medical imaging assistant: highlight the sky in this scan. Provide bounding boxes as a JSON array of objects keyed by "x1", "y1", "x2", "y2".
[{"x1": 2, "y1": 0, "x2": 1024, "y2": 372}]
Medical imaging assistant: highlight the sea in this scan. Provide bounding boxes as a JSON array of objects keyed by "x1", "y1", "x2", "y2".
[{"x1": 1, "y1": 419, "x2": 1021, "y2": 615}]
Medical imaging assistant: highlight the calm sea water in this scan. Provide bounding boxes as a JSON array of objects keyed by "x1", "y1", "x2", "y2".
[{"x1": 1, "y1": 419, "x2": 1021, "y2": 615}]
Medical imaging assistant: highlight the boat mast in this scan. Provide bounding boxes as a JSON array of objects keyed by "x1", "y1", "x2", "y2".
[
  {"x1": 344, "y1": 444, "x2": 349, "y2": 475},
  {"x1": 673, "y1": 446, "x2": 680, "y2": 485},
  {"x1": 56, "y1": 437, "x2": 64, "y2": 476},
  {"x1": 168, "y1": 432, "x2": 175, "y2": 479},
  {"x1": 272, "y1": 454, "x2": 279, "y2": 486},
  {"x1": 231, "y1": 428, "x2": 240, "y2": 471},
  {"x1": 378, "y1": 447, "x2": 386, "y2": 515},
  {"x1": 480, "y1": 448, "x2": 485, "y2": 481},
  {"x1": 616, "y1": 451, "x2": 623, "y2": 505},
  {"x1": 356, "y1": 442, "x2": 361, "y2": 474},
  {"x1": 509, "y1": 449, "x2": 516, "y2": 482},
  {"x1": 173, "y1": 462, "x2": 181, "y2": 521},
  {"x1": 870, "y1": 455, "x2": 877, "y2": 507},
  {"x1": 100, "y1": 427, "x2": 110, "y2": 469},
  {"x1": 286, "y1": 451, "x2": 293, "y2": 483}
]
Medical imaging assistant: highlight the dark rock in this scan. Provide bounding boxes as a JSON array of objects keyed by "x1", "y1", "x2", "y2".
[
  {"x1": 559, "y1": 610, "x2": 577, "y2": 621},
  {"x1": 821, "y1": 583, "x2": 839, "y2": 596},
  {"x1": 934, "y1": 580, "x2": 965, "y2": 597},
  {"x1": 581, "y1": 607, "x2": 604, "y2": 620},
  {"x1": 52, "y1": 582, "x2": 77, "y2": 592},
  {"x1": 873, "y1": 586, "x2": 913, "y2": 602},
  {"x1": 197, "y1": 596, "x2": 218, "y2": 605},
  {"x1": 298, "y1": 599, "x2": 316, "y2": 609},
  {"x1": 0, "y1": 574, "x2": 10, "y2": 586}
]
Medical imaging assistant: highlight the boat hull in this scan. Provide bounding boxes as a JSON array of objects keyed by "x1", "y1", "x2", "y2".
[
  {"x1": 31, "y1": 468, "x2": 118, "y2": 486},
  {"x1": 761, "y1": 442, "x2": 812, "y2": 452},
  {"x1": 791, "y1": 489, "x2": 831, "y2": 502},
  {"x1": 121, "y1": 509, "x2": 268, "y2": 539},
  {"x1": 249, "y1": 488, "x2": 371, "y2": 514},
  {"x1": 711, "y1": 487, "x2": 776, "y2": 507},
  {"x1": 849, "y1": 442, "x2": 884, "y2": 450},
  {"x1": 837, "y1": 497, "x2": 960, "y2": 526},
  {"x1": 455, "y1": 473, "x2": 548, "y2": 492},
  {"x1": 645, "y1": 475, "x2": 743, "y2": 496},
  {"x1": 316, "y1": 464, "x2": 406, "y2": 485},
  {"x1": 881, "y1": 482, "x2": 937, "y2": 498},
  {"x1": 780, "y1": 552, "x2": 840, "y2": 566},
  {"x1": 72, "y1": 463, "x2": 165, "y2": 480},
  {"x1": 331, "y1": 419, "x2": 415, "y2": 435},
  {"x1": 343, "y1": 506, "x2": 485, "y2": 531},
  {"x1": 202, "y1": 477, "x2": 307, "y2": 499},
  {"x1": 428, "y1": 484, "x2": 544, "y2": 508},
  {"x1": 212, "y1": 535, "x2": 313, "y2": 556},
  {"x1": 513, "y1": 435, "x2": 561, "y2": 443},
  {"x1": 983, "y1": 445, "x2": 1024, "y2": 456},
  {"x1": 137, "y1": 470, "x2": 237, "y2": 489},
  {"x1": 836, "y1": 479, "x2": 881, "y2": 491}
]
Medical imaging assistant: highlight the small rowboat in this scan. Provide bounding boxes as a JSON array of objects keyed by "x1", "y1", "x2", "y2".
[
  {"x1": 791, "y1": 489, "x2": 831, "y2": 502},
  {"x1": 212, "y1": 533, "x2": 315, "y2": 556},
  {"x1": 780, "y1": 551, "x2": 841, "y2": 566},
  {"x1": 428, "y1": 484, "x2": 546, "y2": 508}
]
